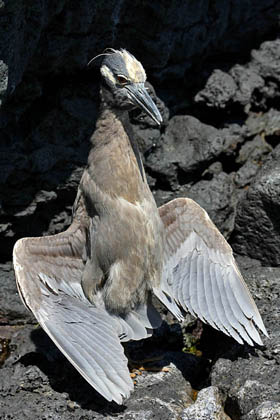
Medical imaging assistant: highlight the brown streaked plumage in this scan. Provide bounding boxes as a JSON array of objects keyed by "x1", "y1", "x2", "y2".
[{"x1": 13, "y1": 49, "x2": 268, "y2": 404}]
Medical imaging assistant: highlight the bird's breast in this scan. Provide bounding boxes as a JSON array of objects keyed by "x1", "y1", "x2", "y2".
[
  {"x1": 95, "y1": 196, "x2": 164, "y2": 314},
  {"x1": 82, "y1": 109, "x2": 164, "y2": 313}
]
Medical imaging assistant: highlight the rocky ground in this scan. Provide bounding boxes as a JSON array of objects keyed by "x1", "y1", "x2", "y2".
[
  {"x1": 0, "y1": 256, "x2": 279, "y2": 420},
  {"x1": 1, "y1": 1, "x2": 280, "y2": 419}
]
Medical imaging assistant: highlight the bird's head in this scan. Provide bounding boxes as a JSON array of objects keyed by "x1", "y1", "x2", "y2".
[{"x1": 91, "y1": 49, "x2": 162, "y2": 125}]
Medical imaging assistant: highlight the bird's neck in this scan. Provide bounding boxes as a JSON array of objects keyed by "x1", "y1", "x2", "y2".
[{"x1": 86, "y1": 105, "x2": 147, "y2": 205}]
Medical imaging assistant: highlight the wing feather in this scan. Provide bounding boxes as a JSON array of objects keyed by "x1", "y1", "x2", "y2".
[
  {"x1": 189, "y1": 254, "x2": 201, "y2": 320},
  {"x1": 209, "y1": 263, "x2": 230, "y2": 336},
  {"x1": 214, "y1": 263, "x2": 247, "y2": 341},
  {"x1": 201, "y1": 256, "x2": 217, "y2": 329},
  {"x1": 196, "y1": 254, "x2": 208, "y2": 323},
  {"x1": 13, "y1": 225, "x2": 134, "y2": 404},
  {"x1": 157, "y1": 198, "x2": 268, "y2": 345}
]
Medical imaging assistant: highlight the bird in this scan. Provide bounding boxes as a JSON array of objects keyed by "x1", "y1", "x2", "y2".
[{"x1": 13, "y1": 48, "x2": 268, "y2": 405}]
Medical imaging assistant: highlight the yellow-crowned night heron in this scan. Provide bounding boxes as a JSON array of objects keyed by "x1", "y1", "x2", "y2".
[{"x1": 13, "y1": 49, "x2": 268, "y2": 404}]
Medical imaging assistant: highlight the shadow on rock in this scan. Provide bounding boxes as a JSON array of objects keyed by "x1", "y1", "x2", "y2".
[
  {"x1": 17, "y1": 327, "x2": 126, "y2": 414},
  {"x1": 17, "y1": 317, "x2": 263, "y2": 414}
]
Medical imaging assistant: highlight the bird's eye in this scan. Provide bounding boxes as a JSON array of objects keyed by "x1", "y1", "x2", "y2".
[{"x1": 116, "y1": 75, "x2": 128, "y2": 85}]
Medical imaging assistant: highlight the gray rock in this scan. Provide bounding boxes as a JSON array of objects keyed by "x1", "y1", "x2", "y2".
[
  {"x1": 236, "y1": 136, "x2": 272, "y2": 166},
  {"x1": 1, "y1": 250, "x2": 280, "y2": 419},
  {"x1": 1, "y1": 2, "x2": 280, "y2": 261},
  {"x1": 1, "y1": 0, "x2": 277, "y2": 103},
  {"x1": 151, "y1": 169, "x2": 239, "y2": 241},
  {"x1": 0, "y1": 79, "x2": 97, "y2": 260},
  {"x1": 0, "y1": 320, "x2": 195, "y2": 419},
  {"x1": 0, "y1": 261, "x2": 200, "y2": 419},
  {"x1": 186, "y1": 172, "x2": 238, "y2": 238},
  {"x1": 243, "y1": 401, "x2": 280, "y2": 420},
  {"x1": 0, "y1": 60, "x2": 8, "y2": 106},
  {"x1": 232, "y1": 144, "x2": 280, "y2": 265},
  {"x1": 193, "y1": 38, "x2": 280, "y2": 120},
  {"x1": 246, "y1": 109, "x2": 280, "y2": 138},
  {"x1": 152, "y1": 188, "x2": 176, "y2": 209},
  {"x1": 181, "y1": 386, "x2": 230, "y2": 420},
  {"x1": 211, "y1": 260, "x2": 280, "y2": 419},
  {"x1": 0, "y1": 262, "x2": 33, "y2": 324},
  {"x1": 146, "y1": 115, "x2": 244, "y2": 190},
  {"x1": 146, "y1": 117, "x2": 244, "y2": 238},
  {"x1": 230, "y1": 65, "x2": 264, "y2": 107},
  {"x1": 1, "y1": 2, "x2": 280, "y2": 418},
  {"x1": 195, "y1": 70, "x2": 237, "y2": 109},
  {"x1": 234, "y1": 380, "x2": 276, "y2": 416},
  {"x1": 234, "y1": 159, "x2": 262, "y2": 189},
  {"x1": 251, "y1": 39, "x2": 280, "y2": 83},
  {"x1": 234, "y1": 135, "x2": 272, "y2": 188}
]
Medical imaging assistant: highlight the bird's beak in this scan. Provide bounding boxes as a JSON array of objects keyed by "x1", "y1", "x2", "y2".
[{"x1": 125, "y1": 83, "x2": 163, "y2": 126}]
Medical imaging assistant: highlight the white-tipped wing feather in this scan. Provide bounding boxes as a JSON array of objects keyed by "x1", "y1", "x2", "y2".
[
  {"x1": 38, "y1": 293, "x2": 133, "y2": 403},
  {"x1": 157, "y1": 198, "x2": 268, "y2": 345},
  {"x1": 13, "y1": 222, "x2": 136, "y2": 404}
]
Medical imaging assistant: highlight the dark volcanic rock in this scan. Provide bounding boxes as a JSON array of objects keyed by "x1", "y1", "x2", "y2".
[
  {"x1": 195, "y1": 38, "x2": 280, "y2": 115},
  {"x1": 1, "y1": 256, "x2": 279, "y2": 419},
  {"x1": 146, "y1": 116, "x2": 244, "y2": 190},
  {"x1": 146, "y1": 117, "x2": 243, "y2": 237},
  {"x1": 1, "y1": 1, "x2": 280, "y2": 418},
  {"x1": 0, "y1": 357, "x2": 192, "y2": 419},
  {"x1": 211, "y1": 258, "x2": 280, "y2": 420},
  {"x1": 0, "y1": 79, "x2": 97, "y2": 261},
  {"x1": 0, "y1": 1, "x2": 280, "y2": 260},
  {"x1": 246, "y1": 109, "x2": 280, "y2": 139},
  {"x1": 229, "y1": 65, "x2": 265, "y2": 108},
  {"x1": 234, "y1": 135, "x2": 272, "y2": 188},
  {"x1": 0, "y1": 0, "x2": 279, "y2": 100},
  {"x1": 232, "y1": 144, "x2": 280, "y2": 266},
  {"x1": 251, "y1": 39, "x2": 280, "y2": 83},
  {"x1": 195, "y1": 70, "x2": 238, "y2": 109},
  {"x1": 0, "y1": 262, "x2": 33, "y2": 324},
  {"x1": 195, "y1": 64, "x2": 265, "y2": 111},
  {"x1": 0, "y1": 263, "x2": 201, "y2": 419},
  {"x1": 152, "y1": 169, "x2": 238, "y2": 239},
  {"x1": 0, "y1": 318, "x2": 198, "y2": 419},
  {"x1": 186, "y1": 172, "x2": 238, "y2": 239}
]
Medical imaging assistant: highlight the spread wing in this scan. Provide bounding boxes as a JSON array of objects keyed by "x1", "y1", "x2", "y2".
[
  {"x1": 13, "y1": 220, "x2": 134, "y2": 404},
  {"x1": 156, "y1": 198, "x2": 268, "y2": 346}
]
